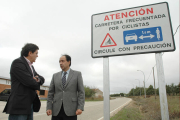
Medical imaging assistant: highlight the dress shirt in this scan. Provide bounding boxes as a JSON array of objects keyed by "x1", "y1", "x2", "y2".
[
  {"x1": 24, "y1": 57, "x2": 40, "y2": 82},
  {"x1": 24, "y1": 56, "x2": 34, "y2": 77},
  {"x1": 62, "y1": 68, "x2": 70, "y2": 80}
]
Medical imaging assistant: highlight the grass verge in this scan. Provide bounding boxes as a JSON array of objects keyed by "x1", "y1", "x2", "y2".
[{"x1": 110, "y1": 96, "x2": 179, "y2": 120}]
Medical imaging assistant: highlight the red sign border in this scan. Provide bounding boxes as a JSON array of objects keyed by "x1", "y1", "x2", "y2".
[{"x1": 100, "y1": 33, "x2": 117, "y2": 47}]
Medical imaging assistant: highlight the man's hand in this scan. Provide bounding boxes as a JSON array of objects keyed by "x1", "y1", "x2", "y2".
[
  {"x1": 46, "y1": 109, "x2": 52, "y2": 116},
  {"x1": 33, "y1": 75, "x2": 39, "y2": 82},
  {"x1": 76, "y1": 109, "x2": 82, "y2": 115}
]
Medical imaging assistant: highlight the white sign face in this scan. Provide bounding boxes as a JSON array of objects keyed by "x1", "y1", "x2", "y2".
[{"x1": 91, "y1": 2, "x2": 175, "y2": 58}]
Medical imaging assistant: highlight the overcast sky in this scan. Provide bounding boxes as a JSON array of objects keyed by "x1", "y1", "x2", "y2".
[{"x1": 0, "y1": 0, "x2": 179, "y2": 94}]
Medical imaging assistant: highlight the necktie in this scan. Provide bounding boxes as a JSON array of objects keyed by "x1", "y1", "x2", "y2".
[{"x1": 62, "y1": 72, "x2": 67, "y2": 88}]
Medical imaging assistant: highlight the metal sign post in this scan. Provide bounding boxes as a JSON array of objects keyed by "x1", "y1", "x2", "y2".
[
  {"x1": 103, "y1": 57, "x2": 110, "y2": 120},
  {"x1": 155, "y1": 53, "x2": 169, "y2": 120}
]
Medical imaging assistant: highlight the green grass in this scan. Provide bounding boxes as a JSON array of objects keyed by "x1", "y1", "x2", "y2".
[{"x1": 111, "y1": 108, "x2": 142, "y2": 120}]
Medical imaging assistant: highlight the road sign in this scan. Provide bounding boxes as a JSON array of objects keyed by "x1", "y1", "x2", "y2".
[
  {"x1": 91, "y1": 2, "x2": 175, "y2": 58},
  {"x1": 100, "y1": 33, "x2": 117, "y2": 47},
  {"x1": 123, "y1": 27, "x2": 163, "y2": 45}
]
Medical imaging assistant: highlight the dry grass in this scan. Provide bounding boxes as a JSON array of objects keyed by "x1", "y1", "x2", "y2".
[
  {"x1": 111, "y1": 95, "x2": 180, "y2": 120},
  {"x1": 167, "y1": 96, "x2": 180, "y2": 119}
]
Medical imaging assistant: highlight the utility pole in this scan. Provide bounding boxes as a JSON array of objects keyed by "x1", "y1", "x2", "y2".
[
  {"x1": 131, "y1": 84, "x2": 134, "y2": 96},
  {"x1": 153, "y1": 67, "x2": 156, "y2": 99},
  {"x1": 137, "y1": 70, "x2": 146, "y2": 98},
  {"x1": 135, "y1": 79, "x2": 141, "y2": 96},
  {"x1": 143, "y1": 81, "x2": 144, "y2": 96}
]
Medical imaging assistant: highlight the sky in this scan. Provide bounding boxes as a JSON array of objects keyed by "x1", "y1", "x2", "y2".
[{"x1": 0, "y1": 0, "x2": 179, "y2": 94}]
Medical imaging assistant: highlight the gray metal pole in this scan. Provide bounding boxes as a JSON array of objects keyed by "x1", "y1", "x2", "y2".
[
  {"x1": 103, "y1": 57, "x2": 110, "y2": 120},
  {"x1": 153, "y1": 67, "x2": 156, "y2": 99},
  {"x1": 132, "y1": 84, "x2": 134, "y2": 96},
  {"x1": 137, "y1": 70, "x2": 146, "y2": 98},
  {"x1": 155, "y1": 53, "x2": 169, "y2": 120},
  {"x1": 135, "y1": 79, "x2": 141, "y2": 96},
  {"x1": 139, "y1": 81, "x2": 141, "y2": 96},
  {"x1": 144, "y1": 74, "x2": 146, "y2": 98}
]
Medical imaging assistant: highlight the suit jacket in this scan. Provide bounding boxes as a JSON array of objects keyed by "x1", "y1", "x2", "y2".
[
  {"x1": 3, "y1": 57, "x2": 45, "y2": 114},
  {"x1": 46, "y1": 69, "x2": 85, "y2": 116}
]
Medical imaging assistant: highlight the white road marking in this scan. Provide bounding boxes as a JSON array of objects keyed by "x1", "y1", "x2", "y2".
[{"x1": 97, "y1": 99, "x2": 132, "y2": 120}]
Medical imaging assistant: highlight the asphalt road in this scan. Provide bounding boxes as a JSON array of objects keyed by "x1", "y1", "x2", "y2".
[{"x1": 0, "y1": 97, "x2": 131, "y2": 120}]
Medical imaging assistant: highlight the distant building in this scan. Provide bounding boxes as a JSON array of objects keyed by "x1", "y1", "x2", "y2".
[
  {"x1": 0, "y1": 76, "x2": 49, "y2": 99},
  {"x1": 93, "y1": 89, "x2": 103, "y2": 98},
  {"x1": 0, "y1": 77, "x2": 11, "y2": 93}
]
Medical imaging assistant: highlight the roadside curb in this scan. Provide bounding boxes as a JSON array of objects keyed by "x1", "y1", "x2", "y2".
[
  {"x1": 110, "y1": 99, "x2": 132, "y2": 117},
  {"x1": 97, "y1": 98, "x2": 132, "y2": 120}
]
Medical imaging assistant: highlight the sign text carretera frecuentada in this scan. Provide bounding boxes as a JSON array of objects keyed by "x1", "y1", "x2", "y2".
[{"x1": 91, "y1": 2, "x2": 175, "y2": 58}]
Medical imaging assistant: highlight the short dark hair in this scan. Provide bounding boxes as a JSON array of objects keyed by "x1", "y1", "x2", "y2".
[
  {"x1": 62, "y1": 54, "x2": 71, "y2": 67},
  {"x1": 21, "y1": 43, "x2": 39, "y2": 57}
]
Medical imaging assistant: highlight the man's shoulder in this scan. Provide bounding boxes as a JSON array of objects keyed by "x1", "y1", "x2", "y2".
[
  {"x1": 12, "y1": 57, "x2": 24, "y2": 64},
  {"x1": 10, "y1": 57, "x2": 27, "y2": 72},
  {"x1": 70, "y1": 69, "x2": 81, "y2": 74},
  {"x1": 52, "y1": 69, "x2": 81, "y2": 76},
  {"x1": 53, "y1": 71, "x2": 61, "y2": 76}
]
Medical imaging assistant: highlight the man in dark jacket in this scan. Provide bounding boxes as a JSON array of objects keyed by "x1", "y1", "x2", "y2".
[{"x1": 3, "y1": 43, "x2": 45, "y2": 120}]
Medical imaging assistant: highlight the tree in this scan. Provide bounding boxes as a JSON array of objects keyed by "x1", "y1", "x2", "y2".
[
  {"x1": 110, "y1": 94, "x2": 120, "y2": 97},
  {"x1": 175, "y1": 83, "x2": 180, "y2": 95},
  {"x1": 146, "y1": 85, "x2": 154, "y2": 95},
  {"x1": 156, "y1": 88, "x2": 159, "y2": 95},
  {"x1": 134, "y1": 86, "x2": 140, "y2": 96},
  {"x1": 166, "y1": 84, "x2": 171, "y2": 96},
  {"x1": 84, "y1": 85, "x2": 95, "y2": 98},
  {"x1": 120, "y1": 93, "x2": 124, "y2": 97},
  {"x1": 170, "y1": 83, "x2": 175, "y2": 96},
  {"x1": 128, "y1": 88, "x2": 134, "y2": 96},
  {"x1": 141, "y1": 87, "x2": 144, "y2": 95}
]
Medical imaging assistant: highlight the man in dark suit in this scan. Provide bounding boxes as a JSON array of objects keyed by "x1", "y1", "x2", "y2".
[
  {"x1": 46, "y1": 54, "x2": 85, "y2": 120},
  {"x1": 3, "y1": 43, "x2": 45, "y2": 120}
]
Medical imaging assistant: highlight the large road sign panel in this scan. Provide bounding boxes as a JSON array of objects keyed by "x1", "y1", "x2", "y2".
[{"x1": 91, "y1": 2, "x2": 175, "y2": 58}]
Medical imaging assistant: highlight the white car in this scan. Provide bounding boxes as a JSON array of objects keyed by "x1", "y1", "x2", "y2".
[{"x1": 125, "y1": 33, "x2": 137, "y2": 42}]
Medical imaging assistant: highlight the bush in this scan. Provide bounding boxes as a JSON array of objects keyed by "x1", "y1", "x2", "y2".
[{"x1": 84, "y1": 85, "x2": 96, "y2": 98}]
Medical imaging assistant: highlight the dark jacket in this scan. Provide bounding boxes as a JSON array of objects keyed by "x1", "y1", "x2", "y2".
[{"x1": 3, "y1": 57, "x2": 45, "y2": 114}]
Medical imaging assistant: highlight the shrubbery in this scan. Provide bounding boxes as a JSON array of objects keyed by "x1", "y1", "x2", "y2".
[
  {"x1": 84, "y1": 85, "x2": 96, "y2": 98},
  {"x1": 128, "y1": 83, "x2": 180, "y2": 96}
]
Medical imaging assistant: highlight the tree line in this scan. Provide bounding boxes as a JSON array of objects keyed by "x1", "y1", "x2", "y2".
[
  {"x1": 110, "y1": 83, "x2": 179, "y2": 97},
  {"x1": 128, "y1": 83, "x2": 180, "y2": 96},
  {"x1": 85, "y1": 83, "x2": 179, "y2": 98}
]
